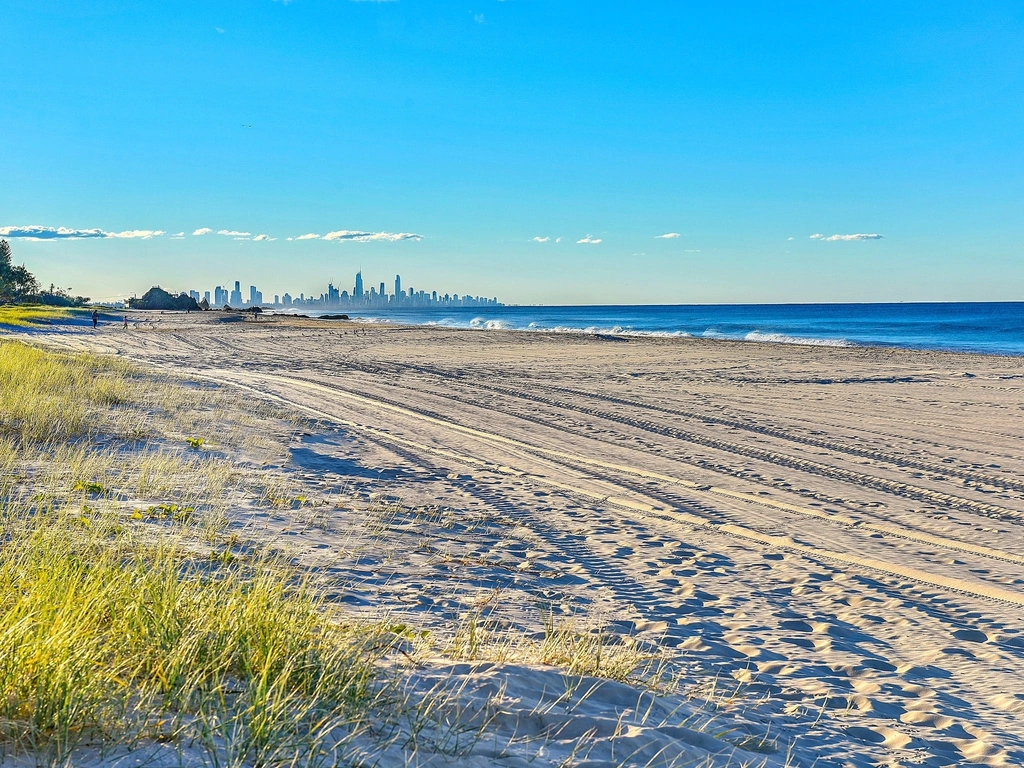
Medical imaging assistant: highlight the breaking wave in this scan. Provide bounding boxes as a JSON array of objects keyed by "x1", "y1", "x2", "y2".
[
  {"x1": 469, "y1": 317, "x2": 512, "y2": 330},
  {"x1": 743, "y1": 331, "x2": 851, "y2": 347}
]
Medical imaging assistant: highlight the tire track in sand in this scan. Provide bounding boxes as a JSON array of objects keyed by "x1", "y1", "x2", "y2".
[
  {"x1": 333, "y1": 358, "x2": 1024, "y2": 491},
  {"x1": 200, "y1": 370, "x2": 1024, "y2": 608},
  {"x1": 275, "y1": 372, "x2": 1024, "y2": 563}
]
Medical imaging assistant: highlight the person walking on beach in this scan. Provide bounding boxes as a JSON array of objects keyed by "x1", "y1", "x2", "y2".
[
  {"x1": 123, "y1": 315, "x2": 129, "y2": 329},
  {"x1": 91, "y1": 309, "x2": 99, "y2": 329}
]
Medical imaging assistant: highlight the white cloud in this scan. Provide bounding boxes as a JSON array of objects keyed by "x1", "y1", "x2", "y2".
[
  {"x1": 531, "y1": 236, "x2": 550, "y2": 243},
  {"x1": 108, "y1": 230, "x2": 165, "y2": 239},
  {"x1": 252, "y1": 234, "x2": 275, "y2": 241},
  {"x1": 170, "y1": 232, "x2": 185, "y2": 240},
  {"x1": 655, "y1": 232, "x2": 680, "y2": 239},
  {"x1": 577, "y1": 234, "x2": 602, "y2": 244},
  {"x1": 322, "y1": 230, "x2": 423, "y2": 242},
  {"x1": 684, "y1": 249, "x2": 701, "y2": 252},
  {"x1": 217, "y1": 229, "x2": 251, "y2": 237},
  {"x1": 192, "y1": 228, "x2": 213, "y2": 236},
  {"x1": 555, "y1": 237, "x2": 562, "y2": 243},
  {"x1": 810, "y1": 233, "x2": 883, "y2": 241},
  {"x1": 786, "y1": 236, "x2": 794, "y2": 241},
  {"x1": 296, "y1": 233, "x2": 321, "y2": 240},
  {"x1": 0, "y1": 225, "x2": 164, "y2": 240}
]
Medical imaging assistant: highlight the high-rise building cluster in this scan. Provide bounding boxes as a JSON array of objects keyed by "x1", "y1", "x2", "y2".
[{"x1": 193, "y1": 273, "x2": 501, "y2": 310}]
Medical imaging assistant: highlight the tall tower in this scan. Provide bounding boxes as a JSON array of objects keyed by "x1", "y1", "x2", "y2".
[
  {"x1": 395, "y1": 274, "x2": 401, "y2": 299},
  {"x1": 354, "y1": 271, "x2": 363, "y2": 298}
]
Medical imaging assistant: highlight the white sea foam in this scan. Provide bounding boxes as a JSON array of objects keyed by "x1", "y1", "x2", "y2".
[
  {"x1": 282, "y1": 311, "x2": 850, "y2": 347},
  {"x1": 744, "y1": 330, "x2": 851, "y2": 347},
  {"x1": 468, "y1": 317, "x2": 512, "y2": 330},
  {"x1": 535, "y1": 325, "x2": 692, "y2": 339},
  {"x1": 350, "y1": 316, "x2": 393, "y2": 324}
]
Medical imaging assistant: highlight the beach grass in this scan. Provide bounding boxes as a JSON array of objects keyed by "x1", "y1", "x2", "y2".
[
  {"x1": 0, "y1": 305, "x2": 78, "y2": 329},
  {"x1": 0, "y1": 339, "x2": 398, "y2": 765},
  {"x1": 0, "y1": 506, "x2": 389, "y2": 765},
  {"x1": 0, "y1": 340, "x2": 136, "y2": 442}
]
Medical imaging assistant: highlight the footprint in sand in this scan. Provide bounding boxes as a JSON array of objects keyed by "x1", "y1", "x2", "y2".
[
  {"x1": 988, "y1": 693, "x2": 1024, "y2": 713},
  {"x1": 845, "y1": 725, "x2": 913, "y2": 750},
  {"x1": 952, "y1": 628, "x2": 989, "y2": 643},
  {"x1": 900, "y1": 711, "x2": 978, "y2": 740}
]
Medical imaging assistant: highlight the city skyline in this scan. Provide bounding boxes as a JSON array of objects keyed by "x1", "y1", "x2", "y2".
[{"x1": 185, "y1": 272, "x2": 501, "y2": 310}]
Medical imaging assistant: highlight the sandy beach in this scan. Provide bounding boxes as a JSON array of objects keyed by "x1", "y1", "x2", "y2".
[{"x1": 20, "y1": 311, "x2": 1024, "y2": 767}]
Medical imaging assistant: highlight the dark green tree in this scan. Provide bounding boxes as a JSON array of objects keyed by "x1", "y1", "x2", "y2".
[{"x1": 0, "y1": 239, "x2": 40, "y2": 303}]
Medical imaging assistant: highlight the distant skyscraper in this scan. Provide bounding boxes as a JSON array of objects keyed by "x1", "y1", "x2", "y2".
[
  {"x1": 379, "y1": 282, "x2": 386, "y2": 298},
  {"x1": 203, "y1": 291, "x2": 211, "y2": 304},
  {"x1": 354, "y1": 271, "x2": 363, "y2": 298},
  {"x1": 395, "y1": 274, "x2": 401, "y2": 299},
  {"x1": 249, "y1": 285, "x2": 258, "y2": 305},
  {"x1": 230, "y1": 281, "x2": 242, "y2": 307}
]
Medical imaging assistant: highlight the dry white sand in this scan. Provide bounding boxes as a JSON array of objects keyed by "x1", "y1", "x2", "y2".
[{"x1": 23, "y1": 311, "x2": 1024, "y2": 767}]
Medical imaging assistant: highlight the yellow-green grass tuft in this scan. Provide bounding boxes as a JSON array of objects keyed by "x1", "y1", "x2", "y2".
[
  {"x1": 0, "y1": 504, "x2": 389, "y2": 763},
  {"x1": 0, "y1": 339, "x2": 397, "y2": 763},
  {"x1": 0, "y1": 305, "x2": 78, "y2": 328},
  {"x1": 0, "y1": 340, "x2": 136, "y2": 443}
]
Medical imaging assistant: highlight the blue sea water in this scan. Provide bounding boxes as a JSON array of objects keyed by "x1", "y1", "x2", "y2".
[{"x1": 287, "y1": 303, "x2": 1024, "y2": 356}]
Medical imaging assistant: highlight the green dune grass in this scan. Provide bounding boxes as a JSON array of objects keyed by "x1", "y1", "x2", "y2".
[
  {"x1": 0, "y1": 305, "x2": 79, "y2": 329},
  {"x1": 0, "y1": 340, "x2": 393, "y2": 765}
]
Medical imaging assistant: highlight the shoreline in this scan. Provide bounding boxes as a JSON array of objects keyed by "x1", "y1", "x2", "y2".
[{"x1": 261, "y1": 305, "x2": 1024, "y2": 358}]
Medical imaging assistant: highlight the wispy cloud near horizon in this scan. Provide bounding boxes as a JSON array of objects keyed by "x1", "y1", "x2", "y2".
[
  {"x1": 322, "y1": 230, "x2": 423, "y2": 242},
  {"x1": 0, "y1": 225, "x2": 164, "y2": 240},
  {"x1": 531, "y1": 236, "x2": 550, "y2": 243},
  {"x1": 217, "y1": 229, "x2": 251, "y2": 238},
  {"x1": 192, "y1": 228, "x2": 213, "y2": 236},
  {"x1": 252, "y1": 234, "x2": 275, "y2": 241},
  {"x1": 655, "y1": 232, "x2": 680, "y2": 239},
  {"x1": 577, "y1": 234, "x2": 602, "y2": 244},
  {"x1": 810, "y1": 233, "x2": 884, "y2": 241}
]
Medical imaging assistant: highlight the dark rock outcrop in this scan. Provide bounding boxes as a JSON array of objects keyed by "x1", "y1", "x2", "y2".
[{"x1": 129, "y1": 287, "x2": 200, "y2": 311}]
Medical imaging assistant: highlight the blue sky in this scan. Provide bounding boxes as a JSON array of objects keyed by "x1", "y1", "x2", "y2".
[{"x1": 2, "y1": 1, "x2": 1023, "y2": 304}]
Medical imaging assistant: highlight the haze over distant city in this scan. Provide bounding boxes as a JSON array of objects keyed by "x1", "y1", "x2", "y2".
[{"x1": 2, "y1": 2, "x2": 1023, "y2": 305}]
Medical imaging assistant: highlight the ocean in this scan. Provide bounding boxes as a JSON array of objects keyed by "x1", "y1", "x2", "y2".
[{"x1": 279, "y1": 302, "x2": 1024, "y2": 356}]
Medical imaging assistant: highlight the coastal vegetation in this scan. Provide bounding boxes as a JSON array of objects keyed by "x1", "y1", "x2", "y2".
[
  {"x1": 0, "y1": 239, "x2": 90, "y2": 308},
  {"x1": 0, "y1": 339, "x2": 396, "y2": 765},
  {"x1": 0, "y1": 239, "x2": 37, "y2": 304},
  {"x1": 0, "y1": 304, "x2": 77, "y2": 329}
]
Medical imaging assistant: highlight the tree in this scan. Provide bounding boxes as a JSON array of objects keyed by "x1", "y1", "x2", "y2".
[{"x1": 0, "y1": 239, "x2": 40, "y2": 303}]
